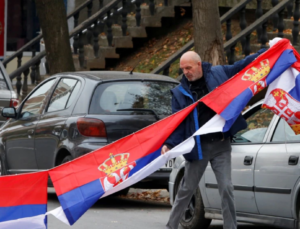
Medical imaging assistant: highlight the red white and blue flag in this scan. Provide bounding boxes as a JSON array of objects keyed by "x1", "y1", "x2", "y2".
[
  {"x1": 0, "y1": 172, "x2": 48, "y2": 229},
  {"x1": 0, "y1": 38, "x2": 298, "y2": 228},
  {"x1": 48, "y1": 38, "x2": 297, "y2": 226},
  {"x1": 263, "y1": 38, "x2": 300, "y2": 134}
]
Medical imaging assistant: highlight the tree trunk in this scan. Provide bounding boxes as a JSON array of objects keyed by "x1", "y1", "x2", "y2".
[
  {"x1": 35, "y1": 0, "x2": 75, "y2": 75},
  {"x1": 192, "y1": 0, "x2": 225, "y2": 66}
]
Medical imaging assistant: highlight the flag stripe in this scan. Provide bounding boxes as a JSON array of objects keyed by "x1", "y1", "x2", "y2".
[
  {"x1": 0, "y1": 172, "x2": 48, "y2": 207},
  {"x1": 58, "y1": 179, "x2": 104, "y2": 225},
  {"x1": 0, "y1": 205, "x2": 47, "y2": 223},
  {"x1": 49, "y1": 102, "x2": 199, "y2": 196}
]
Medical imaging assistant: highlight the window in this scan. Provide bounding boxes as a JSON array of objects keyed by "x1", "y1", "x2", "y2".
[
  {"x1": 47, "y1": 78, "x2": 79, "y2": 112},
  {"x1": 272, "y1": 118, "x2": 286, "y2": 142},
  {"x1": 89, "y1": 81, "x2": 177, "y2": 116},
  {"x1": 0, "y1": 69, "x2": 9, "y2": 90},
  {"x1": 21, "y1": 79, "x2": 56, "y2": 118},
  {"x1": 234, "y1": 108, "x2": 274, "y2": 143}
]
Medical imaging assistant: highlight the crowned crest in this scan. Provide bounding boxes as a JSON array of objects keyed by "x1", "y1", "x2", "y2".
[
  {"x1": 242, "y1": 59, "x2": 270, "y2": 82},
  {"x1": 98, "y1": 153, "x2": 130, "y2": 175}
]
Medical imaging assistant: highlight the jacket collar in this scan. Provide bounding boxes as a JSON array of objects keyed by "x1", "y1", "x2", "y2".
[{"x1": 180, "y1": 62, "x2": 212, "y2": 93}]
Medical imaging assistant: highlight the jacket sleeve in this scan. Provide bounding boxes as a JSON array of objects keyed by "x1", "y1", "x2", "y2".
[
  {"x1": 223, "y1": 48, "x2": 266, "y2": 79},
  {"x1": 164, "y1": 95, "x2": 186, "y2": 149}
]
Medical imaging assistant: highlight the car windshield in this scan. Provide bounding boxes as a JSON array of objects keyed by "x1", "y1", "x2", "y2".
[{"x1": 89, "y1": 81, "x2": 177, "y2": 116}]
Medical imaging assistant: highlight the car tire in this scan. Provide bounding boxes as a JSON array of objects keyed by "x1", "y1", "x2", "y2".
[
  {"x1": 176, "y1": 177, "x2": 212, "y2": 229},
  {"x1": 61, "y1": 155, "x2": 73, "y2": 165}
]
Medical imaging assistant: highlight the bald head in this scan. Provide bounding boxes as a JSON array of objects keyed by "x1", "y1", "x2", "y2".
[
  {"x1": 180, "y1": 51, "x2": 203, "y2": 82},
  {"x1": 180, "y1": 51, "x2": 202, "y2": 63}
]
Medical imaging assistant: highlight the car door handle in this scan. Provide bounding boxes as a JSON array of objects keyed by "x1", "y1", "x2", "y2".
[
  {"x1": 289, "y1": 156, "x2": 299, "y2": 165},
  {"x1": 244, "y1": 156, "x2": 253, "y2": 166},
  {"x1": 53, "y1": 126, "x2": 62, "y2": 136}
]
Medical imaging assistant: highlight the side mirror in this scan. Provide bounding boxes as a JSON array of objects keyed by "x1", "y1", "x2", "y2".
[{"x1": 2, "y1": 107, "x2": 17, "y2": 119}]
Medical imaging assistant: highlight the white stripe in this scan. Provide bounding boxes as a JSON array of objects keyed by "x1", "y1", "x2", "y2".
[
  {"x1": 264, "y1": 67, "x2": 298, "y2": 99},
  {"x1": 46, "y1": 207, "x2": 70, "y2": 226},
  {"x1": 0, "y1": 215, "x2": 46, "y2": 229},
  {"x1": 193, "y1": 114, "x2": 225, "y2": 136}
]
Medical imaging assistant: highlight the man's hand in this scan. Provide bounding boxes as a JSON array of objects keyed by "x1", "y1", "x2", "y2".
[{"x1": 161, "y1": 145, "x2": 170, "y2": 155}]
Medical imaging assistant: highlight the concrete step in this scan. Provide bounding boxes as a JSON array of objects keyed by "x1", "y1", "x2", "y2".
[
  {"x1": 110, "y1": 25, "x2": 147, "y2": 38},
  {"x1": 99, "y1": 46, "x2": 119, "y2": 59},
  {"x1": 140, "y1": 5, "x2": 175, "y2": 17},
  {"x1": 99, "y1": 35, "x2": 133, "y2": 48},
  {"x1": 267, "y1": 32, "x2": 293, "y2": 42},
  {"x1": 86, "y1": 57, "x2": 106, "y2": 70},
  {"x1": 284, "y1": 19, "x2": 297, "y2": 29}
]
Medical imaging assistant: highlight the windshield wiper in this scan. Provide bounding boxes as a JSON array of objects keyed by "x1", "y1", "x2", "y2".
[{"x1": 117, "y1": 108, "x2": 160, "y2": 121}]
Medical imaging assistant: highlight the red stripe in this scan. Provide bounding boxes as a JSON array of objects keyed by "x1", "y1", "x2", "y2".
[
  {"x1": 201, "y1": 39, "x2": 294, "y2": 114},
  {"x1": 49, "y1": 102, "x2": 199, "y2": 196},
  {"x1": 0, "y1": 171, "x2": 48, "y2": 207}
]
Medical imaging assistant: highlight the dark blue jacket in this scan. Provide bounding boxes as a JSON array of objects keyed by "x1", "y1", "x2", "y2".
[{"x1": 165, "y1": 50, "x2": 265, "y2": 161}]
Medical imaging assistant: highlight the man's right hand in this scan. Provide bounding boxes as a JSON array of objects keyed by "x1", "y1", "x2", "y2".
[{"x1": 161, "y1": 145, "x2": 170, "y2": 155}]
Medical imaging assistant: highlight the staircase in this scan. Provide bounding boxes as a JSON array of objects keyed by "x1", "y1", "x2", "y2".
[
  {"x1": 3, "y1": 0, "x2": 300, "y2": 100},
  {"x1": 75, "y1": 0, "x2": 192, "y2": 71}
]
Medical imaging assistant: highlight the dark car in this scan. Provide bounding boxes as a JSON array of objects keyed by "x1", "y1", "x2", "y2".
[{"x1": 0, "y1": 71, "x2": 178, "y2": 190}]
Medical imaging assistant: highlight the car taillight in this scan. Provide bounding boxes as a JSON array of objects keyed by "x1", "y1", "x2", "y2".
[
  {"x1": 77, "y1": 118, "x2": 107, "y2": 137},
  {"x1": 9, "y1": 98, "x2": 19, "y2": 108}
]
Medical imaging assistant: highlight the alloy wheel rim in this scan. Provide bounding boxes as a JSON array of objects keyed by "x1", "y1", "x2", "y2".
[{"x1": 182, "y1": 195, "x2": 195, "y2": 223}]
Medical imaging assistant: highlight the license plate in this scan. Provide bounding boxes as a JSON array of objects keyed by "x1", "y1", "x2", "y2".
[{"x1": 161, "y1": 159, "x2": 174, "y2": 170}]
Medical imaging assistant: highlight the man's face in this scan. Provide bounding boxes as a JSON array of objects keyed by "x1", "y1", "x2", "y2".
[{"x1": 180, "y1": 58, "x2": 203, "y2": 82}]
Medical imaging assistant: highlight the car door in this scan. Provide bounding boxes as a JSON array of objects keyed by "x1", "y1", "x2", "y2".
[
  {"x1": 34, "y1": 78, "x2": 81, "y2": 169},
  {"x1": 255, "y1": 116, "x2": 300, "y2": 218},
  {"x1": 3, "y1": 78, "x2": 57, "y2": 174},
  {"x1": 204, "y1": 106, "x2": 274, "y2": 214}
]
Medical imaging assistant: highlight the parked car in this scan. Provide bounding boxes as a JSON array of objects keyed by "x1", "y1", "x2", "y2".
[
  {"x1": 0, "y1": 71, "x2": 178, "y2": 191},
  {"x1": 169, "y1": 100, "x2": 300, "y2": 229},
  {"x1": 0, "y1": 61, "x2": 19, "y2": 125}
]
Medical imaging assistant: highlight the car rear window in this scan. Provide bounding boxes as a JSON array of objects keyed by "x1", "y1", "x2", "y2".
[
  {"x1": 89, "y1": 81, "x2": 177, "y2": 116},
  {"x1": 0, "y1": 68, "x2": 9, "y2": 90}
]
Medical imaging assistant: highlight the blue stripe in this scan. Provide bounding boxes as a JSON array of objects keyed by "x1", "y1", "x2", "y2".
[
  {"x1": 289, "y1": 72, "x2": 300, "y2": 101},
  {"x1": 178, "y1": 86, "x2": 203, "y2": 159},
  {"x1": 221, "y1": 89, "x2": 253, "y2": 132},
  {"x1": 265, "y1": 49, "x2": 296, "y2": 85},
  {"x1": 0, "y1": 204, "x2": 47, "y2": 222},
  {"x1": 58, "y1": 179, "x2": 105, "y2": 225},
  {"x1": 130, "y1": 148, "x2": 161, "y2": 176}
]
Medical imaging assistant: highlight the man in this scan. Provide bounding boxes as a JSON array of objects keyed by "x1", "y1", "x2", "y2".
[{"x1": 161, "y1": 49, "x2": 265, "y2": 229}]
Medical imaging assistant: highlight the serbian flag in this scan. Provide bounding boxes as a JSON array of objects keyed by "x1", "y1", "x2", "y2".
[
  {"x1": 262, "y1": 38, "x2": 300, "y2": 134},
  {"x1": 0, "y1": 172, "x2": 48, "y2": 229},
  {"x1": 196, "y1": 38, "x2": 297, "y2": 135},
  {"x1": 49, "y1": 38, "x2": 296, "y2": 226},
  {"x1": 48, "y1": 101, "x2": 198, "y2": 225}
]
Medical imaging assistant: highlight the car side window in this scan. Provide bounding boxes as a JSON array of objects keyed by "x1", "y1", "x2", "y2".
[
  {"x1": 233, "y1": 108, "x2": 274, "y2": 143},
  {"x1": 20, "y1": 79, "x2": 56, "y2": 118},
  {"x1": 271, "y1": 118, "x2": 286, "y2": 142},
  {"x1": 47, "y1": 78, "x2": 79, "y2": 112}
]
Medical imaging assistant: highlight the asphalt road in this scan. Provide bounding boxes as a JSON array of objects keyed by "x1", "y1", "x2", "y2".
[{"x1": 47, "y1": 189, "x2": 281, "y2": 229}]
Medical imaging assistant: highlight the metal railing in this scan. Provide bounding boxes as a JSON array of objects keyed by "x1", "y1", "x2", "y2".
[
  {"x1": 5, "y1": 0, "x2": 172, "y2": 98},
  {"x1": 151, "y1": 0, "x2": 298, "y2": 76}
]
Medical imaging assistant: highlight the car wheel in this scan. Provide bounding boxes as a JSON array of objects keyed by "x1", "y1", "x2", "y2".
[
  {"x1": 176, "y1": 176, "x2": 212, "y2": 229},
  {"x1": 61, "y1": 155, "x2": 73, "y2": 165}
]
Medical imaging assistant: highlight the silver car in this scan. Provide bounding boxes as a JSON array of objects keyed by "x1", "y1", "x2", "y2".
[
  {"x1": 169, "y1": 100, "x2": 300, "y2": 229},
  {"x1": 0, "y1": 61, "x2": 18, "y2": 125}
]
